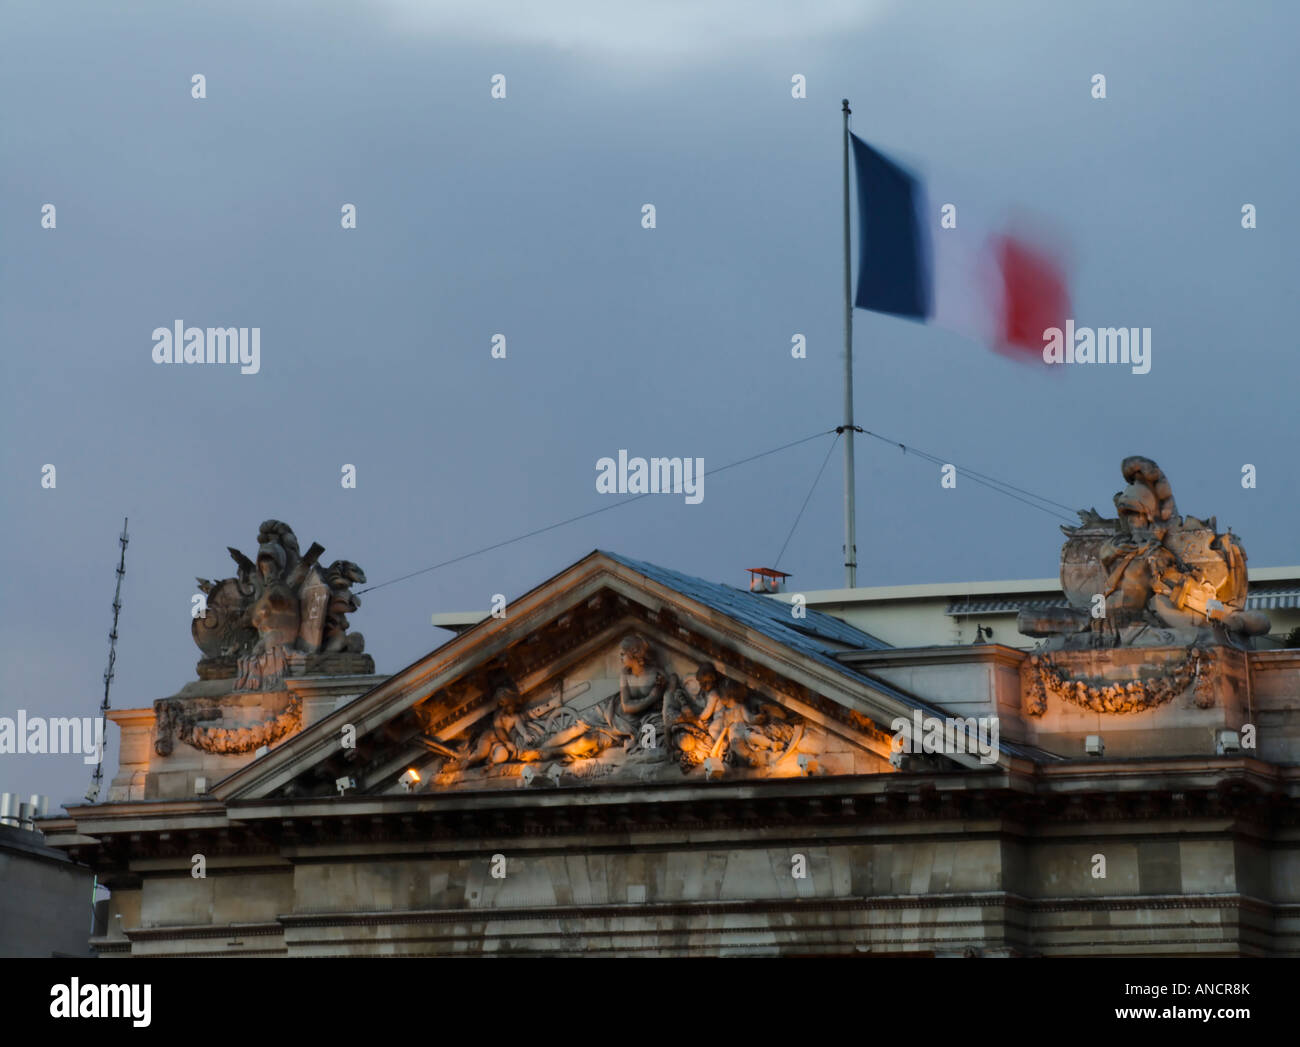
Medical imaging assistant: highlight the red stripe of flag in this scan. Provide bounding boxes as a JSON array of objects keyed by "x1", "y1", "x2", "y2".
[{"x1": 992, "y1": 235, "x2": 1071, "y2": 358}]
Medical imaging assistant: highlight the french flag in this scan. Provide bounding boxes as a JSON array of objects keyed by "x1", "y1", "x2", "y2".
[{"x1": 850, "y1": 133, "x2": 1070, "y2": 359}]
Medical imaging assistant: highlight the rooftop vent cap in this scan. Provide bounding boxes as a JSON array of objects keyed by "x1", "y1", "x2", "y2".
[{"x1": 747, "y1": 567, "x2": 791, "y2": 594}]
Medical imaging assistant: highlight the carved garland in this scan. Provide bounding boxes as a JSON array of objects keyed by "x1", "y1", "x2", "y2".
[
  {"x1": 1024, "y1": 647, "x2": 1212, "y2": 717},
  {"x1": 156, "y1": 696, "x2": 303, "y2": 755}
]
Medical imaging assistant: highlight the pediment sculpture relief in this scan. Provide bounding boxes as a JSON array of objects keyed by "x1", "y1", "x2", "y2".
[{"x1": 423, "y1": 633, "x2": 832, "y2": 788}]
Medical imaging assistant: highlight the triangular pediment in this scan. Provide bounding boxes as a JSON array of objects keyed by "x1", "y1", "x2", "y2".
[{"x1": 214, "y1": 552, "x2": 989, "y2": 801}]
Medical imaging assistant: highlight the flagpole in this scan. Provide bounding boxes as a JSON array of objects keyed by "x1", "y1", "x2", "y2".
[{"x1": 841, "y1": 98, "x2": 858, "y2": 589}]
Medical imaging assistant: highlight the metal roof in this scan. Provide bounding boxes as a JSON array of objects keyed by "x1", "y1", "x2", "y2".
[
  {"x1": 1247, "y1": 584, "x2": 1300, "y2": 611},
  {"x1": 947, "y1": 596, "x2": 1070, "y2": 616},
  {"x1": 601, "y1": 551, "x2": 890, "y2": 653},
  {"x1": 947, "y1": 583, "x2": 1300, "y2": 616}
]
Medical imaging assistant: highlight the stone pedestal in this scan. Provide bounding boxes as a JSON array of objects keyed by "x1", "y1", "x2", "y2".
[{"x1": 106, "y1": 672, "x2": 387, "y2": 801}]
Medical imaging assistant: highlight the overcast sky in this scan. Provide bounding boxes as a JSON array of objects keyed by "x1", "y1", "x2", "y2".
[{"x1": 2, "y1": 0, "x2": 1296, "y2": 806}]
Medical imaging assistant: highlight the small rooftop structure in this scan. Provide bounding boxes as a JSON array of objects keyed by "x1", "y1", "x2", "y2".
[
  {"x1": 746, "y1": 567, "x2": 791, "y2": 594},
  {"x1": 766, "y1": 566, "x2": 1300, "y2": 650}
]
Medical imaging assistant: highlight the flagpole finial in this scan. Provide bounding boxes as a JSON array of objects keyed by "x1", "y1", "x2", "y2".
[{"x1": 842, "y1": 98, "x2": 850, "y2": 114}]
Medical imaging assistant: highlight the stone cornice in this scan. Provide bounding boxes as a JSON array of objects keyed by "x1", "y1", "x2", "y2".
[
  {"x1": 59, "y1": 798, "x2": 227, "y2": 820},
  {"x1": 125, "y1": 921, "x2": 283, "y2": 942},
  {"x1": 55, "y1": 757, "x2": 1295, "y2": 829},
  {"x1": 1251, "y1": 649, "x2": 1300, "y2": 669},
  {"x1": 839, "y1": 644, "x2": 1028, "y2": 670},
  {"x1": 286, "y1": 673, "x2": 391, "y2": 697},
  {"x1": 1034, "y1": 757, "x2": 1300, "y2": 792},
  {"x1": 107, "y1": 708, "x2": 156, "y2": 728},
  {"x1": 52, "y1": 759, "x2": 1300, "y2": 876}
]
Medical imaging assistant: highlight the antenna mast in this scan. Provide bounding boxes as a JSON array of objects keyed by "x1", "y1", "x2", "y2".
[{"x1": 86, "y1": 518, "x2": 128, "y2": 804}]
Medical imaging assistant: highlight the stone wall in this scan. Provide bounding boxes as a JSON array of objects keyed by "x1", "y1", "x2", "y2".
[{"x1": 90, "y1": 798, "x2": 1300, "y2": 957}]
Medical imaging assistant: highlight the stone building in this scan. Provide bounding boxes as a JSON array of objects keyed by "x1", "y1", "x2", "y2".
[{"x1": 41, "y1": 461, "x2": 1300, "y2": 956}]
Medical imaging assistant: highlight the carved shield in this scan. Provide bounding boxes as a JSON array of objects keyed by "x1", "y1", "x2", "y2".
[
  {"x1": 1163, "y1": 527, "x2": 1240, "y2": 605},
  {"x1": 191, "y1": 578, "x2": 257, "y2": 658},
  {"x1": 1059, "y1": 527, "x2": 1114, "y2": 612},
  {"x1": 298, "y1": 569, "x2": 330, "y2": 653}
]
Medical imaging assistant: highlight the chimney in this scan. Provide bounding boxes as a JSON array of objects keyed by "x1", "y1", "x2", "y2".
[
  {"x1": 747, "y1": 567, "x2": 791, "y2": 594},
  {"x1": 0, "y1": 792, "x2": 20, "y2": 827},
  {"x1": 0, "y1": 793, "x2": 50, "y2": 832}
]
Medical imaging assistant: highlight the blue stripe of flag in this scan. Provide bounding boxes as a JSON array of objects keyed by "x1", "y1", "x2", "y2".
[{"x1": 850, "y1": 133, "x2": 932, "y2": 320}]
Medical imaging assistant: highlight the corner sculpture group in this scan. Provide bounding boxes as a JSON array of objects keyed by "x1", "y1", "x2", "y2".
[{"x1": 1019, "y1": 456, "x2": 1269, "y2": 714}]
